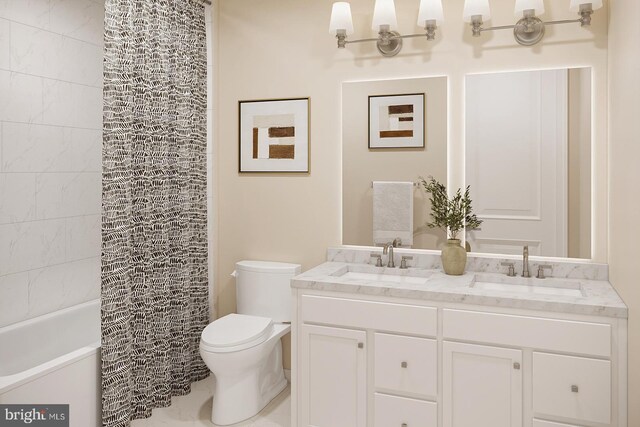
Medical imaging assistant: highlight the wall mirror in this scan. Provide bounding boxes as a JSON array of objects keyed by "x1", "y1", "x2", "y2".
[
  {"x1": 342, "y1": 76, "x2": 448, "y2": 250},
  {"x1": 465, "y1": 67, "x2": 592, "y2": 259}
]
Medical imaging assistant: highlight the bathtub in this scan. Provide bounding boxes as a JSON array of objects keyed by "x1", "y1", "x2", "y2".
[{"x1": 0, "y1": 299, "x2": 101, "y2": 427}]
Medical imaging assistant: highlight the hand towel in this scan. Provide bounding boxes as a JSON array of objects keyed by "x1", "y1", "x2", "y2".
[{"x1": 373, "y1": 181, "x2": 413, "y2": 247}]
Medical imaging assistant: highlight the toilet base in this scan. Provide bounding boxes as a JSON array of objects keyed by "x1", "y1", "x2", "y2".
[{"x1": 210, "y1": 340, "x2": 287, "y2": 426}]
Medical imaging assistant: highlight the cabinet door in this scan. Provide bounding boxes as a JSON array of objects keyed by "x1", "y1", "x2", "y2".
[
  {"x1": 443, "y1": 341, "x2": 523, "y2": 427},
  {"x1": 299, "y1": 324, "x2": 367, "y2": 427}
]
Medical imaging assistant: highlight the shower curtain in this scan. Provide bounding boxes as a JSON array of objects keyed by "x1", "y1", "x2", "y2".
[{"x1": 101, "y1": 1, "x2": 209, "y2": 426}]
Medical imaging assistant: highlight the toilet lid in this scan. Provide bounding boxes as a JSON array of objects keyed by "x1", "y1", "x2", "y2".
[{"x1": 200, "y1": 313, "x2": 273, "y2": 350}]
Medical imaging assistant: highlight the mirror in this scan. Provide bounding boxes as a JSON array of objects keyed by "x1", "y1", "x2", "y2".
[
  {"x1": 465, "y1": 68, "x2": 592, "y2": 259},
  {"x1": 342, "y1": 76, "x2": 448, "y2": 249}
]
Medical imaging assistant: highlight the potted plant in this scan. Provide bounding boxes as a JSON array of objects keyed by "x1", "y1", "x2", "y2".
[{"x1": 419, "y1": 176, "x2": 482, "y2": 275}]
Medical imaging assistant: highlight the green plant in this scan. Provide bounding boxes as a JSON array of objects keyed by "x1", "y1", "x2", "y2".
[{"x1": 418, "y1": 176, "x2": 483, "y2": 240}]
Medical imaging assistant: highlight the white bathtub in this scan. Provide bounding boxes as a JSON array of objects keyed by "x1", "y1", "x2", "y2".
[{"x1": 0, "y1": 299, "x2": 101, "y2": 427}]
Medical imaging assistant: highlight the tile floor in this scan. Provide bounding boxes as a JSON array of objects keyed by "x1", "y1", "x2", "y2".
[{"x1": 130, "y1": 376, "x2": 291, "y2": 427}]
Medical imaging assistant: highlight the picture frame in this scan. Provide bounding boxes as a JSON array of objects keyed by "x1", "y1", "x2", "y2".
[
  {"x1": 368, "y1": 93, "x2": 425, "y2": 149},
  {"x1": 238, "y1": 97, "x2": 310, "y2": 173}
]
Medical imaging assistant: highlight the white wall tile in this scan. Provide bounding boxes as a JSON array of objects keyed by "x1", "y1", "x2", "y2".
[
  {"x1": 59, "y1": 35, "x2": 102, "y2": 86},
  {"x1": 1, "y1": 123, "x2": 100, "y2": 172},
  {"x1": 27, "y1": 256, "x2": 99, "y2": 318},
  {"x1": 10, "y1": 23, "x2": 63, "y2": 78},
  {"x1": 0, "y1": 18, "x2": 9, "y2": 70},
  {"x1": 41, "y1": 77, "x2": 73, "y2": 127},
  {"x1": 71, "y1": 83, "x2": 101, "y2": 128},
  {"x1": 0, "y1": 0, "x2": 50, "y2": 30},
  {"x1": 0, "y1": 71, "x2": 44, "y2": 123},
  {"x1": 50, "y1": 0, "x2": 103, "y2": 46},
  {"x1": 0, "y1": 173, "x2": 36, "y2": 224},
  {"x1": 0, "y1": 219, "x2": 66, "y2": 276},
  {"x1": 35, "y1": 172, "x2": 100, "y2": 219},
  {"x1": 66, "y1": 214, "x2": 100, "y2": 261},
  {"x1": 0, "y1": 272, "x2": 29, "y2": 327}
]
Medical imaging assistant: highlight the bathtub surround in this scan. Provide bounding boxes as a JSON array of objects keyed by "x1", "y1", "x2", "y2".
[
  {"x1": 101, "y1": 1, "x2": 209, "y2": 426},
  {"x1": 0, "y1": 0, "x2": 103, "y2": 328}
]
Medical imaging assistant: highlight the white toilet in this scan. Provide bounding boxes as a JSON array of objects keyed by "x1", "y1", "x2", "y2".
[{"x1": 199, "y1": 260, "x2": 301, "y2": 426}]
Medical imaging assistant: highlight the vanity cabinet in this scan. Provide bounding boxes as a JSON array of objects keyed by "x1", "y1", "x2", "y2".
[
  {"x1": 293, "y1": 290, "x2": 626, "y2": 427},
  {"x1": 443, "y1": 341, "x2": 523, "y2": 427},
  {"x1": 299, "y1": 324, "x2": 366, "y2": 427}
]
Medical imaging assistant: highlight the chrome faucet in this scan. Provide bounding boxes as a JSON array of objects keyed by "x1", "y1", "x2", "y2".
[
  {"x1": 382, "y1": 238, "x2": 402, "y2": 268},
  {"x1": 522, "y1": 246, "x2": 531, "y2": 277}
]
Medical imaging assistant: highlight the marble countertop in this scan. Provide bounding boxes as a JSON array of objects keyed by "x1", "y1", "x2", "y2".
[{"x1": 292, "y1": 261, "x2": 628, "y2": 318}]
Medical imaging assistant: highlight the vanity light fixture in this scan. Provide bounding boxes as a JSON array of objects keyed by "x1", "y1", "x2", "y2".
[
  {"x1": 329, "y1": 0, "x2": 444, "y2": 57},
  {"x1": 464, "y1": 0, "x2": 602, "y2": 46}
]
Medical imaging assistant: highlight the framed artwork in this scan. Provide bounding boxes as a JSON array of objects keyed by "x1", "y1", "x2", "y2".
[
  {"x1": 368, "y1": 93, "x2": 425, "y2": 149},
  {"x1": 238, "y1": 98, "x2": 310, "y2": 173}
]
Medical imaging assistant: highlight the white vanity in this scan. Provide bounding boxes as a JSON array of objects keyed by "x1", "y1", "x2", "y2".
[{"x1": 291, "y1": 247, "x2": 627, "y2": 427}]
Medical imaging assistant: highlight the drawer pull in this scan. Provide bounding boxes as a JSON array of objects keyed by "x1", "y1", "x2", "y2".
[
  {"x1": 401, "y1": 361, "x2": 408, "y2": 368},
  {"x1": 358, "y1": 342, "x2": 364, "y2": 349},
  {"x1": 513, "y1": 362, "x2": 520, "y2": 370},
  {"x1": 402, "y1": 424, "x2": 408, "y2": 427},
  {"x1": 571, "y1": 385, "x2": 579, "y2": 393}
]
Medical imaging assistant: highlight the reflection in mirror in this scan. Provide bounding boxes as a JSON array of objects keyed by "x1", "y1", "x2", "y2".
[
  {"x1": 465, "y1": 68, "x2": 591, "y2": 259},
  {"x1": 342, "y1": 77, "x2": 448, "y2": 250}
]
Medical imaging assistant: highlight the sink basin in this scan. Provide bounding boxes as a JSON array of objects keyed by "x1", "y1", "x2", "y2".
[
  {"x1": 470, "y1": 275, "x2": 584, "y2": 297},
  {"x1": 340, "y1": 271, "x2": 431, "y2": 285}
]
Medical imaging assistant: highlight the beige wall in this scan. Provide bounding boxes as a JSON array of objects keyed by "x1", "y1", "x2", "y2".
[
  {"x1": 568, "y1": 67, "x2": 592, "y2": 259},
  {"x1": 342, "y1": 77, "x2": 448, "y2": 249},
  {"x1": 216, "y1": 0, "x2": 609, "y2": 370},
  {"x1": 609, "y1": 0, "x2": 640, "y2": 424}
]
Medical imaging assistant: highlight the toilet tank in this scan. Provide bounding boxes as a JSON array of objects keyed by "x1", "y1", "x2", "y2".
[{"x1": 235, "y1": 260, "x2": 301, "y2": 323}]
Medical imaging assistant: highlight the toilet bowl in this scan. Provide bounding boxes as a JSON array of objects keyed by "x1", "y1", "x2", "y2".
[
  {"x1": 199, "y1": 260, "x2": 301, "y2": 425},
  {"x1": 200, "y1": 314, "x2": 291, "y2": 425}
]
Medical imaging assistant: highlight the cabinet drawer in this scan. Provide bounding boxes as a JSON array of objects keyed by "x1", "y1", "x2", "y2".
[
  {"x1": 443, "y1": 309, "x2": 611, "y2": 357},
  {"x1": 374, "y1": 393, "x2": 437, "y2": 427},
  {"x1": 533, "y1": 352, "x2": 611, "y2": 425},
  {"x1": 533, "y1": 419, "x2": 582, "y2": 427},
  {"x1": 301, "y1": 295, "x2": 437, "y2": 336},
  {"x1": 374, "y1": 333, "x2": 437, "y2": 398}
]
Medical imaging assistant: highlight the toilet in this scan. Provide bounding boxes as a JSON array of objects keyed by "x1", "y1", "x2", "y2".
[{"x1": 199, "y1": 260, "x2": 301, "y2": 426}]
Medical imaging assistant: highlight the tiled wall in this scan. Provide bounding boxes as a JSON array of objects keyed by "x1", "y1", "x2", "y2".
[{"x1": 0, "y1": 0, "x2": 103, "y2": 327}]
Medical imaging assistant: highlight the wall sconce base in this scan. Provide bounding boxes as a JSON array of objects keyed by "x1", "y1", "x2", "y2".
[
  {"x1": 513, "y1": 15, "x2": 545, "y2": 46},
  {"x1": 376, "y1": 30, "x2": 403, "y2": 57}
]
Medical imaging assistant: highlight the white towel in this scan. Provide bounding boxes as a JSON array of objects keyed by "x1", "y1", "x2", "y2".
[{"x1": 373, "y1": 181, "x2": 413, "y2": 247}]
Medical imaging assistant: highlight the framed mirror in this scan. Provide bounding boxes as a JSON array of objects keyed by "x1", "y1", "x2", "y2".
[
  {"x1": 342, "y1": 76, "x2": 448, "y2": 249},
  {"x1": 465, "y1": 67, "x2": 592, "y2": 259}
]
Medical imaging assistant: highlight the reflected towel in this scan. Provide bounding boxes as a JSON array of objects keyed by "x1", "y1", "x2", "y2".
[{"x1": 373, "y1": 181, "x2": 413, "y2": 247}]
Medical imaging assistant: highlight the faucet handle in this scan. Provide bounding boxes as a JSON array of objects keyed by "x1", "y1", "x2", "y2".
[
  {"x1": 370, "y1": 253, "x2": 383, "y2": 267},
  {"x1": 400, "y1": 256, "x2": 414, "y2": 269},
  {"x1": 501, "y1": 262, "x2": 516, "y2": 277},
  {"x1": 536, "y1": 264, "x2": 553, "y2": 279}
]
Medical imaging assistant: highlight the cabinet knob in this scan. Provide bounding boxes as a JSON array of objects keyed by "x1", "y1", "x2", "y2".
[
  {"x1": 401, "y1": 361, "x2": 408, "y2": 368},
  {"x1": 402, "y1": 424, "x2": 408, "y2": 427},
  {"x1": 571, "y1": 385, "x2": 579, "y2": 393},
  {"x1": 357, "y1": 342, "x2": 364, "y2": 349},
  {"x1": 513, "y1": 362, "x2": 520, "y2": 370}
]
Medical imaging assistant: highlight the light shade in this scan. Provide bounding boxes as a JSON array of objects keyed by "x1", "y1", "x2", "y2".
[
  {"x1": 514, "y1": 0, "x2": 545, "y2": 16},
  {"x1": 372, "y1": 0, "x2": 398, "y2": 30},
  {"x1": 463, "y1": 0, "x2": 491, "y2": 22},
  {"x1": 569, "y1": 0, "x2": 603, "y2": 11},
  {"x1": 329, "y1": 2, "x2": 355, "y2": 35},
  {"x1": 418, "y1": 0, "x2": 444, "y2": 25}
]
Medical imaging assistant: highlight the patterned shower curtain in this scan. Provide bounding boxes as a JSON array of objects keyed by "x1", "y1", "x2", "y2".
[{"x1": 101, "y1": 1, "x2": 209, "y2": 426}]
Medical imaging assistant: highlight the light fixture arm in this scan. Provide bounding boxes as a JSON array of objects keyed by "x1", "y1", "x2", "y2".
[
  {"x1": 469, "y1": 4, "x2": 595, "y2": 46},
  {"x1": 335, "y1": 24, "x2": 439, "y2": 56}
]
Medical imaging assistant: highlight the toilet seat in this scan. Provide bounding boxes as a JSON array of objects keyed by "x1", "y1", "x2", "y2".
[{"x1": 201, "y1": 313, "x2": 274, "y2": 353}]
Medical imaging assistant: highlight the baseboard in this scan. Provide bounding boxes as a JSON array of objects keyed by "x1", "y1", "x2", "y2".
[{"x1": 284, "y1": 369, "x2": 291, "y2": 382}]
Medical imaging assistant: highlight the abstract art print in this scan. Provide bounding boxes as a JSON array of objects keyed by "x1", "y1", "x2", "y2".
[
  {"x1": 368, "y1": 93, "x2": 425, "y2": 149},
  {"x1": 239, "y1": 98, "x2": 310, "y2": 173}
]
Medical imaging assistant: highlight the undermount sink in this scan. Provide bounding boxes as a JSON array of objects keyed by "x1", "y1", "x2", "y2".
[
  {"x1": 336, "y1": 265, "x2": 433, "y2": 285},
  {"x1": 470, "y1": 274, "x2": 584, "y2": 297}
]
